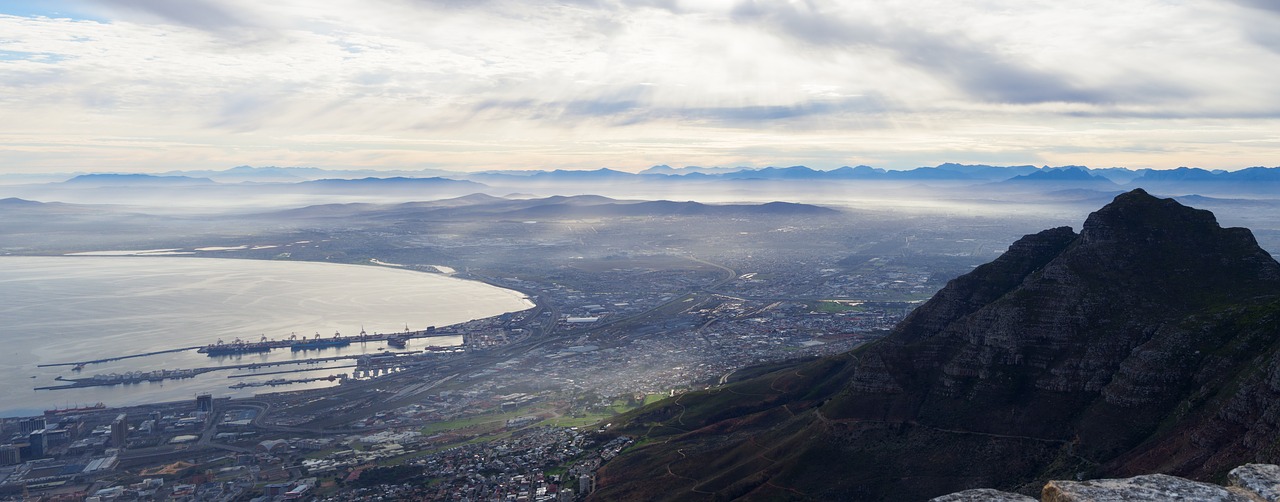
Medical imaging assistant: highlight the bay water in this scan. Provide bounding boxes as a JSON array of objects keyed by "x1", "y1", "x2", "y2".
[{"x1": 0, "y1": 256, "x2": 533, "y2": 417}]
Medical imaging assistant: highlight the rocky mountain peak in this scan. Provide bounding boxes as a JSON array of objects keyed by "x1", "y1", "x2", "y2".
[
  {"x1": 1068, "y1": 188, "x2": 1280, "y2": 305},
  {"x1": 1079, "y1": 188, "x2": 1220, "y2": 243},
  {"x1": 596, "y1": 190, "x2": 1280, "y2": 501}
]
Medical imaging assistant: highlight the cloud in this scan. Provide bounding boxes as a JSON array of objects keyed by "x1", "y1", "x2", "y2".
[
  {"x1": 405, "y1": 0, "x2": 677, "y2": 11},
  {"x1": 1231, "y1": 0, "x2": 1280, "y2": 15},
  {"x1": 86, "y1": 0, "x2": 283, "y2": 45},
  {"x1": 726, "y1": 0, "x2": 1216, "y2": 109},
  {"x1": 2, "y1": 2, "x2": 1280, "y2": 173},
  {"x1": 728, "y1": 1, "x2": 1163, "y2": 105},
  {"x1": 96, "y1": 0, "x2": 251, "y2": 31},
  {"x1": 1228, "y1": 0, "x2": 1280, "y2": 54},
  {"x1": 471, "y1": 94, "x2": 886, "y2": 128}
]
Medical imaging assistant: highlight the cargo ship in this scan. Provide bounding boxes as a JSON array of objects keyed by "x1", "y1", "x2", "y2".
[
  {"x1": 291, "y1": 331, "x2": 351, "y2": 351},
  {"x1": 198, "y1": 337, "x2": 275, "y2": 356},
  {"x1": 45, "y1": 402, "x2": 107, "y2": 416}
]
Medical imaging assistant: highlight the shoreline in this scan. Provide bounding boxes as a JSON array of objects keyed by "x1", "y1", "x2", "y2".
[{"x1": 0, "y1": 255, "x2": 535, "y2": 418}]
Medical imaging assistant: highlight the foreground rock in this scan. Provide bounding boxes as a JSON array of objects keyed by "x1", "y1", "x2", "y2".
[
  {"x1": 1042, "y1": 475, "x2": 1251, "y2": 502},
  {"x1": 930, "y1": 488, "x2": 1036, "y2": 501},
  {"x1": 928, "y1": 464, "x2": 1280, "y2": 502}
]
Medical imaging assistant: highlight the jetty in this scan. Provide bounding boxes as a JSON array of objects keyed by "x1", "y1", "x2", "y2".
[
  {"x1": 36, "y1": 346, "x2": 204, "y2": 369},
  {"x1": 34, "y1": 351, "x2": 418, "y2": 391},
  {"x1": 229, "y1": 374, "x2": 346, "y2": 389}
]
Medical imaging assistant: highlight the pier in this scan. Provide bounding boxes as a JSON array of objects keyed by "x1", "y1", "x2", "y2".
[
  {"x1": 36, "y1": 346, "x2": 204, "y2": 369},
  {"x1": 34, "y1": 352, "x2": 419, "y2": 391},
  {"x1": 229, "y1": 374, "x2": 346, "y2": 389},
  {"x1": 227, "y1": 364, "x2": 358, "y2": 378},
  {"x1": 33, "y1": 326, "x2": 463, "y2": 371}
]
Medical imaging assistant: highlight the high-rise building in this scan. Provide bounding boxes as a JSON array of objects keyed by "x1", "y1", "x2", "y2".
[
  {"x1": 28, "y1": 430, "x2": 47, "y2": 458},
  {"x1": 150, "y1": 411, "x2": 164, "y2": 432},
  {"x1": 111, "y1": 414, "x2": 128, "y2": 449},
  {"x1": 196, "y1": 394, "x2": 214, "y2": 413}
]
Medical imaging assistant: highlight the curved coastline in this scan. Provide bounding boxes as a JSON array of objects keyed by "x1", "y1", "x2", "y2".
[{"x1": 0, "y1": 255, "x2": 534, "y2": 417}]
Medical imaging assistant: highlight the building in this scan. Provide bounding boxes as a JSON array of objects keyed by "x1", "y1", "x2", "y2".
[
  {"x1": 28, "y1": 430, "x2": 46, "y2": 458},
  {"x1": 19, "y1": 417, "x2": 46, "y2": 435},
  {"x1": 284, "y1": 484, "x2": 310, "y2": 500},
  {"x1": 196, "y1": 394, "x2": 214, "y2": 413},
  {"x1": 43, "y1": 428, "x2": 70, "y2": 446},
  {"x1": 0, "y1": 445, "x2": 20, "y2": 465},
  {"x1": 111, "y1": 414, "x2": 128, "y2": 449}
]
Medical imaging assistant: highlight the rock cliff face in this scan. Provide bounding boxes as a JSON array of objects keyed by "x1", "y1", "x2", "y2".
[
  {"x1": 934, "y1": 463, "x2": 1280, "y2": 502},
  {"x1": 594, "y1": 190, "x2": 1280, "y2": 501}
]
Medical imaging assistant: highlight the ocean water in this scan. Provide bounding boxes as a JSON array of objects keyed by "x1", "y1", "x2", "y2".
[{"x1": 0, "y1": 256, "x2": 533, "y2": 417}]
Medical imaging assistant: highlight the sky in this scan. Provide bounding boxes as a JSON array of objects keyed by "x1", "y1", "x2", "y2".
[{"x1": 1, "y1": 0, "x2": 1279, "y2": 174}]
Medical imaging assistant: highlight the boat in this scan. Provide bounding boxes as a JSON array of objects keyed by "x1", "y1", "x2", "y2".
[
  {"x1": 199, "y1": 337, "x2": 274, "y2": 356},
  {"x1": 387, "y1": 335, "x2": 408, "y2": 349},
  {"x1": 291, "y1": 331, "x2": 351, "y2": 351}
]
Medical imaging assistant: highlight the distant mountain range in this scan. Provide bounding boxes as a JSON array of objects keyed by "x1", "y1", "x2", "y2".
[
  {"x1": 21, "y1": 163, "x2": 1280, "y2": 187},
  {"x1": 5, "y1": 163, "x2": 1280, "y2": 209},
  {"x1": 62, "y1": 173, "x2": 216, "y2": 186},
  {"x1": 592, "y1": 190, "x2": 1280, "y2": 501}
]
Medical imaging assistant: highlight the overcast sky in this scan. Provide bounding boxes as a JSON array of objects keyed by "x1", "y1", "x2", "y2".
[{"x1": 2, "y1": 0, "x2": 1279, "y2": 173}]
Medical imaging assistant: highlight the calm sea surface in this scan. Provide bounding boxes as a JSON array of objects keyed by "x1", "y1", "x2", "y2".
[{"x1": 0, "y1": 256, "x2": 534, "y2": 417}]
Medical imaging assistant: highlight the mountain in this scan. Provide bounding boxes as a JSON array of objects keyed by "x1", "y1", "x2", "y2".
[
  {"x1": 164, "y1": 165, "x2": 463, "y2": 182},
  {"x1": 0, "y1": 197, "x2": 93, "y2": 215},
  {"x1": 639, "y1": 165, "x2": 751, "y2": 176},
  {"x1": 995, "y1": 166, "x2": 1121, "y2": 190},
  {"x1": 1089, "y1": 167, "x2": 1151, "y2": 184},
  {"x1": 1131, "y1": 166, "x2": 1222, "y2": 182},
  {"x1": 934, "y1": 162, "x2": 1040, "y2": 178},
  {"x1": 1125, "y1": 166, "x2": 1280, "y2": 195},
  {"x1": 465, "y1": 168, "x2": 643, "y2": 184},
  {"x1": 0, "y1": 197, "x2": 44, "y2": 207},
  {"x1": 722, "y1": 166, "x2": 840, "y2": 180},
  {"x1": 61, "y1": 173, "x2": 216, "y2": 186},
  {"x1": 593, "y1": 189, "x2": 1280, "y2": 501}
]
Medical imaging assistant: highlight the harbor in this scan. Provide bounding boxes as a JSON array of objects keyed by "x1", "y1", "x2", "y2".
[
  {"x1": 33, "y1": 325, "x2": 466, "y2": 376},
  {"x1": 191, "y1": 327, "x2": 454, "y2": 357},
  {"x1": 0, "y1": 255, "x2": 535, "y2": 417},
  {"x1": 34, "y1": 349, "x2": 429, "y2": 390}
]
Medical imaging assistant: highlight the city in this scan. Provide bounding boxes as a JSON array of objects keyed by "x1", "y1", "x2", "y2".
[{"x1": 0, "y1": 198, "x2": 996, "y2": 500}]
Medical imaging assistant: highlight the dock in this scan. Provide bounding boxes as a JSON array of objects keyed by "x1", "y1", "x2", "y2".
[
  {"x1": 34, "y1": 351, "x2": 419, "y2": 391},
  {"x1": 36, "y1": 346, "x2": 204, "y2": 369},
  {"x1": 229, "y1": 374, "x2": 345, "y2": 389}
]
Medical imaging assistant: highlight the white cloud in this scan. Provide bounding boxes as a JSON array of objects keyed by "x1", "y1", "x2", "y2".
[{"x1": 1, "y1": 0, "x2": 1279, "y2": 173}]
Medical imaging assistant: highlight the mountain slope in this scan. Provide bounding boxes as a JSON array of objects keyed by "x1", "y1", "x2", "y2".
[{"x1": 593, "y1": 189, "x2": 1280, "y2": 501}]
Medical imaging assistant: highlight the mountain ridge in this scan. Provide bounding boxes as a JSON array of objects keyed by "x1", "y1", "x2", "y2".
[{"x1": 592, "y1": 189, "x2": 1280, "y2": 501}]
